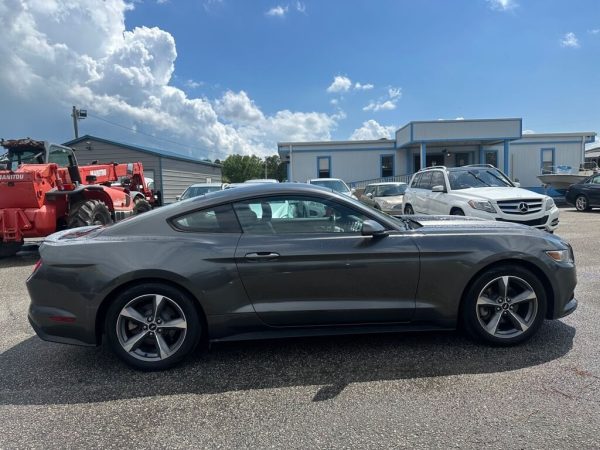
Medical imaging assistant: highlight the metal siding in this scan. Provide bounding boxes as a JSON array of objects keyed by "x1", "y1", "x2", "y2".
[
  {"x1": 412, "y1": 119, "x2": 521, "y2": 141},
  {"x1": 161, "y1": 158, "x2": 222, "y2": 204},
  {"x1": 396, "y1": 125, "x2": 412, "y2": 147}
]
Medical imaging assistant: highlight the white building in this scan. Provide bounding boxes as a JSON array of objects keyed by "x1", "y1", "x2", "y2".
[{"x1": 278, "y1": 118, "x2": 596, "y2": 194}]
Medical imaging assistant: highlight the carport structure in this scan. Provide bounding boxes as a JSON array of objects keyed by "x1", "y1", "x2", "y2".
[{"x1": 395, "y1": 118, "x2": 523, "y2": 174}]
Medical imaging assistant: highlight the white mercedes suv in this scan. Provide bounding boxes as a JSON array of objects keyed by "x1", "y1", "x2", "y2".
[{"x1": 403, "y1": 165, "x2": 559, "y2": 232}]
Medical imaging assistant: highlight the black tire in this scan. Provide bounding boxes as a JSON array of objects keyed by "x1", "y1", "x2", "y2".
[
  {"x1": 575, "y1": 195, "x2": 590, "y2": 212},
  {"x1": 461, "y1": 265, "x2": 547, "y2": 346},
  {"x1": 404, "y1": 204, "x2": 414, "y2": 214},
  {"x1": 105, "y1": 283, "x2": 202, "y2": 370},
  {"x1": 133, "y1": 197, "x2": 152, "y2": 215},
  {"x1": 0, "y1": 241, "x2": 23, "y2": 258},
  {"x1": 450, "y1": 208, "x2": 465, "y2": 216},
  {"x1": 68, "y1": 199, "x2": 113, "y2": 228}
]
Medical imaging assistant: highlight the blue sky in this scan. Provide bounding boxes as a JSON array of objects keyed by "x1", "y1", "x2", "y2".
[{"x1": 0, "y1": 0, "x2": 598, "y2": 159}]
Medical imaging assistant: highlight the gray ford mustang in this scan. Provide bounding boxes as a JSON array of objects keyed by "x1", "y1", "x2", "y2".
[{"x1": 27, "y1": 183, "x2": 577, "y2": 370}]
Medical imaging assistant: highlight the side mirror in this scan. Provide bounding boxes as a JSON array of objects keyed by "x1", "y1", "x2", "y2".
[
  {"x1": 366, "y1": 192, "x2": 373, "y2": 198},
  {"x1": 361, "y1": 220, "x2": 388, "y2": 237},
  {"x1": 176, "y1": 195, "x2": 181, "y2": 201},
  {"x1": 513, "y1": 182, "x2": 521, "y2": 188},
  {"x1": 431, "y1": 184, "x2": 445, "y2": 193},
  {"x1": 351, "y1": 188, "x2": 356, "y2": 194}
]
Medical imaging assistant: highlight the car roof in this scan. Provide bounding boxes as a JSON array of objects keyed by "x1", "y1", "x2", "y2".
[
  {"x1": 366, "y1": 182, "x2": 407, "y2": 186},
  {"x1": 186, "y1": 183, "x2": 223, "y2": 188}
]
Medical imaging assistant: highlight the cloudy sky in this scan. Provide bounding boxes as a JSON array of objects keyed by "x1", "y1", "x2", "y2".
[{"x1": 0, "y1": 0, "x2": 598, "y2": 160}]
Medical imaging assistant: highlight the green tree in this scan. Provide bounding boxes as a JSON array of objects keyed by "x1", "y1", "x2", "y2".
[
  {"x1": 265, "y1": 155, "x2": 286, "y2": 181},
  {"x1": 222, "y1": 154, "x2": 264, "y2": 182}
]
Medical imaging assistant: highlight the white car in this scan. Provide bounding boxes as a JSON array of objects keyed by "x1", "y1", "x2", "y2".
[
  {"x1": 307, "y1": 178, "x2": 357, "y2": 199},
  {"x1": 360, "y1": 182, "x2": 407, "y2": 213},
  {"x1": 403, "y1": 165, "x2": 560, "y2": 232},
  {"x1": 177, "y1": 183, "x2": 223, "y2": 201}
]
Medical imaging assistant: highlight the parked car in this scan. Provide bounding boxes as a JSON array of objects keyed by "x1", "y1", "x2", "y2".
[
  {"x1": 565, "y1": 174, "x2": 600, "y2": 211},
  {"x1": 308, "y1": 177, "x2": 357, "y2": 198},
  {"x1": 360, "y1": 182, "x2": 407, "y2": 213},
  {"x1": 176, "y1": 183, "x2": 223, "y2": 201},
  {"x1": 28, "y1": 183, "x2": 576, "y2": 370},
  {"x1": 244, "y1": 179, "x2": 279, "y2": 183},
  {"x1": 403, "y1": 165, "x2": 560, "y2": 232}
]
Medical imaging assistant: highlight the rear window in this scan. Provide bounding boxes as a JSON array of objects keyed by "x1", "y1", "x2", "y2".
[{"x1": 171, "y1": 204, "x2": 241, "y2": 233}]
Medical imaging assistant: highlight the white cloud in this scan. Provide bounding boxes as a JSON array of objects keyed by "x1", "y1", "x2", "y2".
[
  {"x1": 184, "y1": 79, "x2": 202, "y2": 89},
  {"x1": 362, "y1": 86, "x2": 401, "y2": 112},
  {"x1": 350, "y1": 120, "x2": 395, "y2": 140},
  {"x1": 455, "y1": 116, "x2": 465, "y2": 120},
  {"x1": 523, "y1": 129, "x2": 536, "y2": 134},
  {"x1": 266, "y1": 5, "x2": 288, "y2": 17},
  {"x1": 330, "y1": 98, "x2": 339, "y2": 105},
  {"x1": 354, "y1": 82, "x2": 374, "y2": 90},
  {"x1": 561, "y1": 32, "x2": 580, "y2": 48},
  {"x1": 589, "y1": 29, "x2": 600, "y2": 35},
  {"x1": 486, "y1": 0, "x2": 518, "y2": 11},
  {"x1": 326, "y1": 75, "x2": 352, "y2": 93},
  {"x1": 0, "y1": 0, "x2": 339, "y2": 158},
  {"x1": 295, "y1": 1, "x2": 306, "y2": 13},
  {"x1": 363, "y1": 101, "x2": 396, "y2": 112}
]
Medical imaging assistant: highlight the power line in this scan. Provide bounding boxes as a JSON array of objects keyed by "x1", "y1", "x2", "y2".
[{"x1": 86, "y1": 113, "x2": 215, "y2": 158}]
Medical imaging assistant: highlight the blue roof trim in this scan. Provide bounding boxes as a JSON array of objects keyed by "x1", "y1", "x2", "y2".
[{"x1": 63, "y1": 135, "x2": 221, "y2": 168}]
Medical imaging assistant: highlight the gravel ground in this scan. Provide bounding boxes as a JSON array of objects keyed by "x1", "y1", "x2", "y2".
[{"x1": 1, "y1": 208, "x2": 599, "y2": 449}]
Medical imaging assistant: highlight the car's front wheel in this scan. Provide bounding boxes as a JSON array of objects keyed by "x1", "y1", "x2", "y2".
[
  {"x1": 105, "y1": 283, "x2": 201, "y2": 370},
  {"x1": 461, "y1": 265, "x2": 546, "y2": 345},
  {"x1": 575, "y1": 195, "x2": 590, "y2": 212},
  {"x1": 404, "y1": 204, "x2": 414, "y2": 214}
]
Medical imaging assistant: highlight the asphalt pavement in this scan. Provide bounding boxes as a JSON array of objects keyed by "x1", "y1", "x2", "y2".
[{"x1": 1, "y1": 208, "x2": 599, "y2": 449}]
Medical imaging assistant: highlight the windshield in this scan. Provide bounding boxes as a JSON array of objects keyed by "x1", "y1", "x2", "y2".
[
  {"x1": 0, "y1": 149, "x2": 45, "y2": 171},
  {"x1": 180, "y1": 185, "x2": 221, "y2": 200},
  {"x1": 310, "y1": 179, "x2": 350, "y2": 193},
  {"x1": 378, "y1": 184, "x2": 407, "y2": 196},
  {"x1": 448, "y1": 168, "x2": 513, "y2": 190}
]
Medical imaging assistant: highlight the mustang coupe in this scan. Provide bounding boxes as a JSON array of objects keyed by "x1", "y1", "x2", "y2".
[{"x1": 27, "y1": 183, "x2": 577, "y2": 370}]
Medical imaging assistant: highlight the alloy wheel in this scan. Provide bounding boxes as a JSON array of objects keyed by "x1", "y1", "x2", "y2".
[
  {"x1": 116, "y1": 294, "x2": 188, "y2": 361},
  {"x1": 575, "y1": 195, "x2": 588, "y2": 211},
  {"x1": 475, "y1": 275, "x2": 538, "y2": 339}
]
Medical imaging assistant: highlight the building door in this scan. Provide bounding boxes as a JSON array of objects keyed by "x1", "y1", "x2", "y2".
[{"x1": 454, "y1": 153, "x2": 470, "y2": 167}]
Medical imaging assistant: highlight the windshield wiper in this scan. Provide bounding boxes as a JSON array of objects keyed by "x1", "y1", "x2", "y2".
[
  {"x1": 467, "y1": 171, "x2": 491, "y2": 186},
  {"x1": 485, "y1": 170, "x2": 511, "y2": 186}
]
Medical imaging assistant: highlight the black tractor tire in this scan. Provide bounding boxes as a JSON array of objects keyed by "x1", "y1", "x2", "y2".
[
  {"x1": 450, "y1": 208, "x2": 465, "y2": 216},
  {"x1": 0, "y1": 241, "x2": 23, "y2": 258},
  {"x1": 404, "y1": 204, "x2": 414, "y2": 215},
  {"x1": 105, "y1": 282, "x2": 202, "y2": 371},
  {"x1": 133, "y1": 197, "x2": 152, "y2": 215},
  {"x1": 68, "y1": 200, "x2": 113, "y2": 228},
  {"x1": 461, "y1": 264, "x2": 547, "y2": 346}
]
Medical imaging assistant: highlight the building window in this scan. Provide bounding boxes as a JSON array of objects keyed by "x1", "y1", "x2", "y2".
[
  {"x1": 484, "y1": 151, "x2": 498, "y2": 168},
  {"x1": 541, "y1": 148, "x2": 555, "y2": 174},
  {"x1": 381, "y1": 154, "x2": 394, "y2": 178},
  {"x1": 317, "y1": 156, "x2": 331, "y2": 178}
]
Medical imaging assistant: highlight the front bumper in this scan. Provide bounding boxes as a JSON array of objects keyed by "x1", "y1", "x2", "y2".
[{"x1": 466, "y1": 206, "x2": 560, "y2": 231}]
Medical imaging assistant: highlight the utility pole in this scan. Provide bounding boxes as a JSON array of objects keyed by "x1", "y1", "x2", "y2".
[{"x1": 71, "y1": 106, "x2": 87, "y2": 139}]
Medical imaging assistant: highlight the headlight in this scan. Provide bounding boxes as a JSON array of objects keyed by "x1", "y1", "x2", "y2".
[
  {"x1": 545, "y1": 249, "x2": 574, "y2": 263},
  {"x1": 546, "y1": 197, "x2": 555, "y2": 211},
  {"x1": 381, "y1": 201, "x2": 392, "y2": 209},
  {"x1": 393, "y1": 203, "x2": 404, "y2": 210},
  {"x1": 467, "y1": 200, "x2": 496, "y2": 213}
]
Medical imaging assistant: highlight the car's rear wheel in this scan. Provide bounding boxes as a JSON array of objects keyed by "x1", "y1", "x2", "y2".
[
  {"x1": 404, "y1": 204, "x2": 414, "y2": 214},
  {"x1": 105, "y1": 283, "x2": 201, "y2": 370},
  {"x1": 575, "y1": 195, "x2": 590, "y2": 212},
  {"x1": 462, "y1": 265, "x2": 546, "y2": 345}
]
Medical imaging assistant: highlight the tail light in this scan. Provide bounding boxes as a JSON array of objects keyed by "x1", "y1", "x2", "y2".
[{"x1": 32, "y1": 259, "x2": 42, "y2": 274}]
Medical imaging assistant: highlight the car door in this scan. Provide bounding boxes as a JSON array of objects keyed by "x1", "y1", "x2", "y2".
[
  {"x1": 427, "y1": 170, "x2": 449, "y2": 214},
  {"x1": 233, "y1": 195, "x2": 420, "y2": 327},
  {"x1": 415, "y1": 172, "x2": 433, "y2": 214},
  {"x1": 587, "y1": 175, "x2": 600, "y2": 206}
]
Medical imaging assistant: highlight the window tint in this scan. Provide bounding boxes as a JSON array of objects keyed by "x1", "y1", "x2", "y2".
[
  {"x1": 417, "y1": 171, "x2": 433, "y2": 190},
  {"x1": 317, "y1": 157, "x2": 330, "y2": 178},
  {"x1": 181, "y1": 186, "x2": 221, "y2": 200},
  {"x1": 381, "y1": 155, "x2": 394, "y2": 178},
  {"x1": 430, "y1": 171, "x2": 445, "y2": 189},
  {"x1": 591, "y1": 175, "x2": 600, "y2": 185},
  {"x1": 171, "y1": 204, "x2": 240, "y2": 233},
  {"x1": 233, "y1": 196, "x2": 371, "y2": 234},
  {"x1": 411, "y1": 173, "x2": 422, "y2": 188},
  {"x1": 364, "y1": 186, "x2": 374, "y2": 196}
]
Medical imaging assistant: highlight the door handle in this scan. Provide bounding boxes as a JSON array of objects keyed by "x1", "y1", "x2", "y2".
[{"x1": 245, "y1": 252, "x2": 280, "y2": 261}]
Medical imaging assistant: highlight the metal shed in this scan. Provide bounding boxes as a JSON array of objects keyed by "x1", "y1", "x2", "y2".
[{"x1": 64, "y1": 135, "x2": 222, "y2": 204}]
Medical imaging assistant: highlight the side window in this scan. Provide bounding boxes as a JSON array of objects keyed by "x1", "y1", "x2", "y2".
[
  {"x1": 418, "y1": 172, "x2": 433, "y2": 190},
  {"x1": 171, "y1": 204, "x2": 241, "y2": 233},
  {"x1": 317, "y1": 157, "x2": 331, "y2": 178},
  {"x1": 233, "y1": 196, "x2": 371, "y2": 234},
  {"x1": 364, "y1": 186, "x2": 373, "y2": 196},
  {"x1": 430, "y1": 171, "x2": 445, "y2": 189},
  {"x1": 48, "y1": 146, "x2": 74, "y2": 167},
  {"x1": 541, "y1": 148, "x2": 554, "y2": 174},
  {"x1": 592, "y1": 176, "x2": 600, "y2": 185},
  {"x1": 411, "y1": 173, "x2": 422, "y2": 188}
]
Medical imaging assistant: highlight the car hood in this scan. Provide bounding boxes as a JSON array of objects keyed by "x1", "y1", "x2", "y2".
[
  {"x1": 404, "y1": 214, "x2": 549, "y2": 233},
  {"x1": 448, "y1": 187, "x2": 546, "y2": 201}
]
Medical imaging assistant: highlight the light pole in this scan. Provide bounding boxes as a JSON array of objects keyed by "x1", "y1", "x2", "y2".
[{"x1": 71, "y1": 106, "x2": 87, "y2": 139}]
